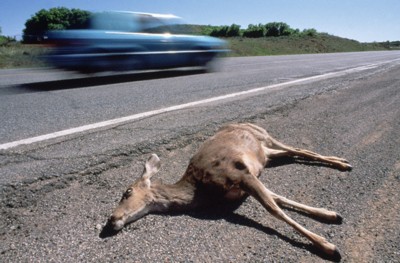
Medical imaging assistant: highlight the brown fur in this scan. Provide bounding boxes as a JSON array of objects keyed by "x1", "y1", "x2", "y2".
[{"x1": 108, "y1": 123, "x2": 351, "y2": 257}]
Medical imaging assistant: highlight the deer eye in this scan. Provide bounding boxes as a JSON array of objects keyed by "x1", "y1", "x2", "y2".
[{"x1": 124, "y1": 188, "x2": 133, "y2": 197}]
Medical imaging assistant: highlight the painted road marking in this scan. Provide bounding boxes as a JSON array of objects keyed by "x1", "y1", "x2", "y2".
[{"x1": 0, "y1": 60, "x2": 398, "y2": 150}]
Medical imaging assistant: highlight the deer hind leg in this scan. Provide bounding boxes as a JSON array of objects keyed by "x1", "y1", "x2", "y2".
[
  {"x1": 237, "y1": 123, "x2": 352, "y2": 170},
  {"x1": 269, "y1": 191, "x2": 342, "y2": 223},
  {"x1": 262, "y1": 140, "x2": 352, "y2": 171},
  {"x1": 241, "y1": 175, "x2": 340, "y2": 257},
  {"x1": 244, "y1": 127, "x2": 352, "y2": 171}
]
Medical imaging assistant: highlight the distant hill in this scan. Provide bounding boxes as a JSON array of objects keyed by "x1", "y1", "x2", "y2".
[
  {"x1": 181, "y1": 24, "x2": 397, "y2": 56},
  {"x1": 226, "y1": 34, "x2": 395, "y2": 56}
]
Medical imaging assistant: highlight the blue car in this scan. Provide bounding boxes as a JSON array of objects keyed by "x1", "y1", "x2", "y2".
[{"x1": 45, "y1": 11, "x2": 229, "y2": 73}]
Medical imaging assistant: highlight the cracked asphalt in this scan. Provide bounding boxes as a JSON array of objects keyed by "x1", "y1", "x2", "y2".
[{"x1": 1, "y1": 54, "x2": 400, "y2": 262}]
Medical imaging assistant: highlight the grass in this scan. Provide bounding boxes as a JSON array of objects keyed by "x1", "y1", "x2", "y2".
[
  {"x1": 227, "y1": 34, "x2": 390, "y2": 57},
  {"x1": 0, "y1": 34, "x2": 396, "y2": 69},
  {"x1": 0, "y1": 42, "x2": 48, "y2": 69}
]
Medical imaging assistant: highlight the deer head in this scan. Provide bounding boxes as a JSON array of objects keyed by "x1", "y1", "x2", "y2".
[{"x1": 109, "y1": 154, "x2": 161, "y2": 231}]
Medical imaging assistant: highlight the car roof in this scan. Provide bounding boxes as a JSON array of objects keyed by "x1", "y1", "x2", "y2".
[{"x1": 105, "y1": 11, "x2": 181, "y2": 20}]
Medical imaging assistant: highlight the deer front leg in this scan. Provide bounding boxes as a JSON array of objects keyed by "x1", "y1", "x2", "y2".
[
  {"x1": 269, "y1": 191, "x2": 342, "y2": 223},
  {"x1": 240, "y1": 175, "x2": 340, "y2": 257}
]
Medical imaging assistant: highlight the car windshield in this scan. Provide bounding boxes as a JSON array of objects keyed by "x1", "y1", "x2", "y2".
[
  {"x1": 138, "y1": 14, "x2": 189, "y2": 34},
  {"x1": 90, "y1": 12, "x2": 140, "y2": 32},
  {"x1": 89, "y1": 12, "x2": 193, "y2": 34}
]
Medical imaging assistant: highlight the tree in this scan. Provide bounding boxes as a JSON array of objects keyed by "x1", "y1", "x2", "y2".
[
  {"x1": 210, "y1": 26, "x2": 228, "y2": 37},
  {"x1": 302, "y1": 28, "x2": 318, "y2": 37},
  {"x1": 209, "y1": 24, "x2": 241, "y2": 37},
  {"x1": 226, "y1": 24, "x2": 241, "y2": 37},
  {"x1": 265, "y1": 22, "x2": 292, "y2": 37},
  {"x1": 243, "y1": 24, "x2": 264, "y2": 38},
  {"x1": 23, "y1": 7, "x2": 91, "y2": 43}
]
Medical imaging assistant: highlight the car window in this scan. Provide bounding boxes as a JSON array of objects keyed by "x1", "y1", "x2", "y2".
[
  {"x1": 89, "y1": 12, "x2": 191, "y2": 34},
  {"x1": 90, "y1": 12, "x2": 140, "y2": 32},
  {"x1": 138, "y1": 15, "x2": 187, "y2": 34},
  {"x1": 139, "y1": 15, "x2": 169, "y2": 33}
]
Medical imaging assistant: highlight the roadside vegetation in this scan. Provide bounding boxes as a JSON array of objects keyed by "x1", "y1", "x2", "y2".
[
  {"x1": 0, "y1": 42, "x2": 48, "y2": 69},
  {"x1": 0, "y1": 7, "x2": 399, "y2": 69},
  {"x1": 228, "y1": 35, "x2": 392, "y2": 56},
  {"x1": 1, "y1": 26, "x2": 48, "y2": 68}
]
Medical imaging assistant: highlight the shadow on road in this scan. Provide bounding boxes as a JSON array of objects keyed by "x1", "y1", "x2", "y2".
[
  {"x1": 187, "y1": 204, "x2": 341, "y2": 262},
  {"x1": 12, "y1": 69, "x2": 206, "y2": 94},
  {"x1": 100, "y1": 209, "x2": 342, "y2": 262},
  {"x1": 99, "y1": 199, "x2": 341, "y2": 262},
  {"x1": 223, "y1": 213, "x2": 342, "y2": 262},
  {"x1": 99, "y1": 220, "x2": 120, "y2": 239},
  {"x1": 98, "y1": 157, "x2": 346, "y2": 262}
]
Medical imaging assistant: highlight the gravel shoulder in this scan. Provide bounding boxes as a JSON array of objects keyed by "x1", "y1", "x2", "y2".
[{"x1": 1, "y1": 63, "x2": 399, "y2": 262}]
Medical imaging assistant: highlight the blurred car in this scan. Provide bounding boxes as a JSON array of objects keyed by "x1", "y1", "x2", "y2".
[{"x1": 45, "y1": 11, "x2": 229, "y2": 73}]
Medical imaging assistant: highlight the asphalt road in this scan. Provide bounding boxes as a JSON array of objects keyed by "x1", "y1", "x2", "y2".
[
  {"x1": 1, "y1": 51, "x2": 399, "y2": 262},
  {"x1": 1, "y1": 51, "x2": 400, "y2": 145}
]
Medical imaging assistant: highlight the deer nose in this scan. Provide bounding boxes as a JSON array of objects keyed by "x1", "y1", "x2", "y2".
[
  {"x1": 109, "y1": 214, "x2": 125, "y2": 231},
  {"x1": 109, "y1": 213, "x2": 123, "y2": 222},
  {"x1": 109, "y1": 215, "x2": 117, "y2": 223},
  {"x1": 109, "y1": 209, "x2": 124, "y2": 221}
]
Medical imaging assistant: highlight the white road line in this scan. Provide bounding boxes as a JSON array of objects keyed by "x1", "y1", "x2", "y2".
[{"x1": 0, "y1": 60, "x2": 395, "y2": 150}]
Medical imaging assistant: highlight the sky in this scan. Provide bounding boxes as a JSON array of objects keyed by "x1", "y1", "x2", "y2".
[{"x1": 0, "y1": 0, "x2": 399, "y2": 42}]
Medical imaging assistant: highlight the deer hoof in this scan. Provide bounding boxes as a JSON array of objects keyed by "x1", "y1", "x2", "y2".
[
  {"x1": 331, "y1": 247, "x2": 342, "y2": 261},
  {"x1": 335, "y1": 213, "x2": 343, "y2": 224}
]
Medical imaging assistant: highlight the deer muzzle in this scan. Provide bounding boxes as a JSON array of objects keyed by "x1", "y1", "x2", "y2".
[{"x1": 109, "y1": 205, "x2": 150, "y2": 231}]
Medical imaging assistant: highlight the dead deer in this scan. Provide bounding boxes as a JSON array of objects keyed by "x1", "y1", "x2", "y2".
[{"x1": 108, "y1": 123, "x2": 352, "y2": 257}]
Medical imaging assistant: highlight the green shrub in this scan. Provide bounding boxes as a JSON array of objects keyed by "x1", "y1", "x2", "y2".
[{"x1": 243, "y1": 24, "x2": 264, "y2": 38}]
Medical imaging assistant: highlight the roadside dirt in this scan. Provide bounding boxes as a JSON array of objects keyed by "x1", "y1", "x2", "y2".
[{"x1": 1, "y1": 65, "x2": 399, "y2": 262}]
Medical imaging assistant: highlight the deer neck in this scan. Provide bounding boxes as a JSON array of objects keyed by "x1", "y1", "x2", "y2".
[{"x1": 150, "y1": 177, "x2": 197, "y2": 212}]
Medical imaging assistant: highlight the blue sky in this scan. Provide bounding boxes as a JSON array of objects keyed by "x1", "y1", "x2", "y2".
[{"x1": 0, "y1": 0, "x2": 399, "y2": 42}]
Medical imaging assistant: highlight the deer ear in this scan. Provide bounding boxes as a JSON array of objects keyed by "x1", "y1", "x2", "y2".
[{"x1": 142, "y1": 154, "x2": 161, "y2": 180}]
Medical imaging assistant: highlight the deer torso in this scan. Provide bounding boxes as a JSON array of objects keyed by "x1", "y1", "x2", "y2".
[{"x1": 184, "y1": 126, "x2": 267, "y2": 201}]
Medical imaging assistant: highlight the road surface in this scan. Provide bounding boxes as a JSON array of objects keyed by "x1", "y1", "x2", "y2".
[{"x1": 0, "y1": 51, "x2": 399, "y2": 262}]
